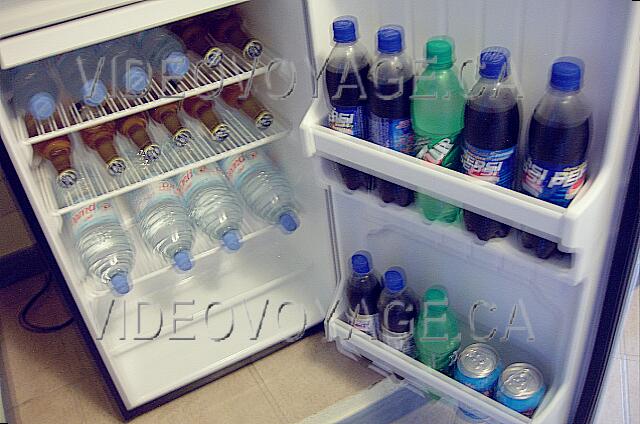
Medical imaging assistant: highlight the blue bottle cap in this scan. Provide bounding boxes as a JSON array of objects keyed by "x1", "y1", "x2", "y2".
[
  {"x1": 174, "y1": 250, "x2": 193, "y2": 271},
  {"x1": 479, "y1": 46, "x2": 510, "y2": 80},
  {"x1": 165, "y1": 51, "x2": 190, "y2": 78},
  {"x1": 125, "y1": 66, "x2": 150, "y2": 94},
  {"x1": 384, "y1": 269, "x2": 405, "y2": 292},
  {"x1": 81, "y1": 79, "x2": 107, "y2": 107},
  {"x1": 351, "y1": 254, "x2": 370, "y2": 274},
  {"x1": 28, "y1": 92, "x2": 56, "y2": 120},
  {"x1": 222, "y1": 230, "x2": 242, "y2": 251},
  {"x1": 110, "y1": 272, "x2": 130, "y2": 295},
  {"x1": 377, "y1": 26, "x2": 403, "y2": 54},
  {"x1": 279, "y1": 211, "x2": 298, "y2": 232},
  {"x1": 332, "y1": 17, "x2": 357, "y2": 43},
  {"x1": 550, "y1": 61, "x2": 582, "y2": 92}
]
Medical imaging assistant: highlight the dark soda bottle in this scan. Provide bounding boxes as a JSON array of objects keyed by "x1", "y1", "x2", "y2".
[
  {"x1": 378, "y1": 268, "x2": 419, "y2": 357},
  {"x1": 521, "y1": 60, "x2": 591, "y2": 258},
  {"x1": 345, "y1": 253, "x2": 381, "y2": 338},
  {"x1": 325, "y1": 17, "x2": 374, "y2": 191},
  {"x1": 461, "y1": 47, "x2": 521, "y2": 240},
  {"x1": 368, "y1": 26, "x2": 415, "y2": 207}
]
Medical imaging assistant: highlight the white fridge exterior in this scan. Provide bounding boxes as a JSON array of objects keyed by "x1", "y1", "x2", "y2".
[{"x1": 0, "y1": 0, "x2": 638, "y2": 422}]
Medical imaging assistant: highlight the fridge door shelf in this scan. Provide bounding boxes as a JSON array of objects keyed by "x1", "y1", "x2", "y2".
[
  {"x1": 10, "y1": 46, "x2": 271, "y2": 146},
  {"x1": 34, "y1": 105, "x2": 289, "y2": 216}
]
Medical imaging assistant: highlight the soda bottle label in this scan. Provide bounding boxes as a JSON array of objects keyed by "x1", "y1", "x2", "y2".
[
  {"x1": 415, "y1": 134, "x2": 459, "y2": 167},
  {"x1": 328, "y1": 106, "x2": 367, "y2": 139},
  {"x1": 369, "y1": 114, "x2": 414, "y2": 154},
  {"x1": 176, "y1": 164, "x2": 228, "y2": 205},
  {"x1": 522, "y1": 157, "x2": 587, "y2": 207},
  {"x1": 220, "y1": 150, "x2": 273, "y2": 189},
  {"x1": 461, "y1": 143, "x2": 516, "y2": 188},
  {"x1": 380, "y1": 327, "x2": 417, "y2": 358},
  {"x1": 346, "y1": 308, "x2": 378, "y2": 338},
  {"x1": 128, "y1": 180, "x2": 182, "y2": 218},
  {"x1": 69, "y1": 201, "x2": 119, "y2": 238}
]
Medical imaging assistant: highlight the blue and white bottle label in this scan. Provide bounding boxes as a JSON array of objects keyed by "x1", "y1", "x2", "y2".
[
  {"x1": 522, "y1": 157, "x2": 587, "y2": 207},
  {"x1": 346, "y1": 308, "x2": 378, "y2": 338},
  {"x1": 69, "y1": 201, "x2": 119, "y2": 238},
  {"x1": 328, "y1": 106, "x2": 367, "y2": 139},
  {"x1": 220, "y1": 150, "x2": 273, "y2": 189},
  {"x1": 128, "y1": 180, "x2": 182, "y2": 218},
  {"x1": 380, "y1": 327, "x2": 417, "y2": 358},
  {"x1": 461, "y1": 143, "x2": 516, "y2": 188},
  {"x1": 369, "y1": 114, "x2": 414, "y2": 154}
]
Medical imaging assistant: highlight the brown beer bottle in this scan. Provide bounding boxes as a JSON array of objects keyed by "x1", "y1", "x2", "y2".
[
  {"x1": 149, "y1": 103, "x2": 193, "y2": 147},
  {"x1": 80, "y1": 122, "x2": 126, "y2": 175},
  {"x1": 221, "y1": 84, "x2": 273, "y2": 130},
  {"x1": 171, "y1": 19, "x2": 224, "y2": 68},
  {"x1": 208, "y1": 11, "x2": 263, "y2": 60},
  {"x1": 116, "y1": 112, "x2": 161, "y2": 162},
  {"x1": 182, "y1": 96, "x2": 230, "y2": 142},
  {"x1": 33, "y1": 136, "x2": 78, "y2": 188}
]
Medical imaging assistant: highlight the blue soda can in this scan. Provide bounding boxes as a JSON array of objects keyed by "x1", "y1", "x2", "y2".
[
  {"x1": 454, "y1": 343, "x2": 503, "y2": 422},
  {"x1": 496, "y1": 363, "x2": 546, "y2": 418}
]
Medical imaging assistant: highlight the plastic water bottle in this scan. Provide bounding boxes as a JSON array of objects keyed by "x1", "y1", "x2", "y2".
[
  {"x1": 176, "y1": 164, "x2": 244, "y2": 251},
  {"x1": 462, "y1": 47, "x2": 521, "y2": 241},
  {"x1": 368, "y1": 26, "x2": 415, "y2": 207},
  {"x1": 326, "y1": 16, "x2": 374, "y2": 192},
  {"x1": 345, "y1": 252, "x2": 381, "y2": 338},
  {"x1": 521, "y1": 59, "x2": 591, "y2": 258},
  {"x1": 127, "y1": 180, "x2": 194, "y2": 271},
  {"x1": 139, "y1": 27, "x2": 190, "y2": 80},
  {"x1": 55, "y1": 47, "x2": 108, "y2": 107},
  {"x1": 378, "y1": 268, "x2": 419, "y2": 357},
  {"x1": 98, "y1": 36, "x2": 150, "y2": 95},
  {"x1": 414, "y1": 286, "x2": 461, "y2": 375},
  {"x1": 220, "y1": 149, "x2": 299, "y2": 232},
  {"x1": 12, "y1": 60, "x2": 58, "y2": 121},
  {"x1": 412, "y1": 36, "x2": 465, "y2": 222},
  {"x1": 68, "y1": 201, "x2": 133, "y2": 294}
]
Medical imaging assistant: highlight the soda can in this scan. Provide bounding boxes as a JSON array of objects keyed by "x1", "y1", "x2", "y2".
[
  {"x1": 496, "y1": 363, "x2": 546, "y2": 417},
  {"x1": 454, "y1": 343, "x2": 503, "y2": 422}
]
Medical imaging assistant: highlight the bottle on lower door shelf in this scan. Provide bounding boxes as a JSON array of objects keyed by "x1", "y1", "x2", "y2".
[
  {"x1": 414, "y1": 285, "x2": 461, "y2": 375},
  {"x1": 171, "y1": 19, "x2": 225, "y2": 68},
  {"x1": 149, "y1": 103, "x2": 194, "y2": 147},
  {"x1": 220, "y1": 148, "x2": 299, "y2": 232},
  {"x1": 116, "y1": 112, "x2": 161, "y2": 162},
  {"x1": 221, "y1": 83, "x2": 274, "y2": 130},
  {"x1": 68, "y1": 200, "x2": 134, "y2": 295},
  {"x1": 182, "y1": 96, "x2": 230, "y2": 142},
  {"x1": 377, "y1": 268, "x2": 419, "y2": 357},
  {"x1": 33, "y1": 136, "x2": 78, "y2": 189},
  {"x1": 80, "y1": 122, "x2": 127, "y2": 176},
  {"x1": 176, "y1": 164, "x2": 244, "y2": 251},
  {"x1": 127, "y1": 180, "x2": 194, "y2": 271},
  {"x1": 345, "y1": 252, "x2": 381, "y2": 338}
]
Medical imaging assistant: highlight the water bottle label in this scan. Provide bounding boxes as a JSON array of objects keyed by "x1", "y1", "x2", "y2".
[
  {"x1": 461, "y1": 143, "x2": 516, "y2": 188},
  {"x1": 328, "y1": 106, "x2": 367, "y2": 138},
  {"x1": 69, "y1": 201, "x2": 119, "y2": 238},
  {"x1": 176, "y1": 164, "x2": 228, "y2": 204},
  {"x1": 415, "y1": 134, "x2": 459, "y2": 167},
  {"x1": 369, "y1": 115, "x2": 414, "y2": 154},
  {"x1": 380, "y1": 327, "x2": 417, "y2": 358},
  {"x1": 220, "y1": 150, "x2": 273, "y2": 189},
  {"x1": 522, "y1": 157, "x2": 587, "y2": 207},
  {"x1": 128, "y1": 180, "x2": 181, "y2": 218},
  {"x1": 346, "y1": 308, "x2": 378, "y2": 338}
]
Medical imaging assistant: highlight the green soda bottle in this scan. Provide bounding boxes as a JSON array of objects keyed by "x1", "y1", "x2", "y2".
[
  {"x1": 414, "y1": 286, "x2": 461, "y2": 375},
  {"x1": 411, "y1": 36, "x2": 465, "y2": 222}
]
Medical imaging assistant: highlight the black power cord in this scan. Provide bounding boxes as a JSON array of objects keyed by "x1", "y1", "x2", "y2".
[{"x1": 18, "y1": 273, "x2": 74, "y2": 333}]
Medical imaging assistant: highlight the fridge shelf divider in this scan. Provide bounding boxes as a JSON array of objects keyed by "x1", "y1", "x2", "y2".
[
  {"x1": 37, "y1": 105, "x2": 290, "y2": 216},
  {"x1": 15, "y1": 47, "x2": 271, "y2": 146}
]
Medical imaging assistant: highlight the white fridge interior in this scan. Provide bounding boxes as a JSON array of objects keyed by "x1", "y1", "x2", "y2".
[{"x1": 0, "y1": 0, "x2": 638, "y2": 422}]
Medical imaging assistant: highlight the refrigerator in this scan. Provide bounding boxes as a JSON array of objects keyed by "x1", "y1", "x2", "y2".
[{"x1": 0, "y1": 0, "x2": 638, "y2": 422}]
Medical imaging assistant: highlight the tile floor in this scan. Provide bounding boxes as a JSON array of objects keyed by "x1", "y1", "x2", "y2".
[{"x1": 0, "y1": 273, "x2": 637, "y2": 424}]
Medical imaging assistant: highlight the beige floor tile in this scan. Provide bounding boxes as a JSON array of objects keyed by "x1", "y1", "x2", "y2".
[
  {"x1": 73, "y1": 379, "x2": 122, "y2": 424},
  {"x1": 11, "y1": 383, "x2": 85, "y2": 424},
  {"x1": 593, "y1": 357, "x2": 624, "y2": 424},
  {"x1": 251, "y1": 333, "x2": 382, "y2": 423},
  {"x1": 622, "y1": 287, "x2": 639, "y2": 358},
  {"x1": 625, "y1": 357, "x2": 639, "y2": 424},
  {"x1": 0, "y1": 211, "x2": 34, "y2": 257},
  {"x1": 0, "y1": 178, "x2": 17, "y2": 217}
]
